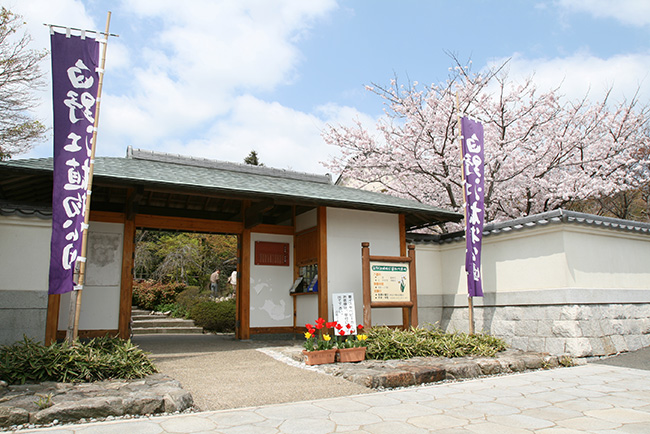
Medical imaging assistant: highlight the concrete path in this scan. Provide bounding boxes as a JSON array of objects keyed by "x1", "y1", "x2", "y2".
[
  {"x1": 13, "y1": 363, "x2": 650, "y2": 433},
  {"x1": 131, "y1": 334, "x2": 371, "y2": 411}
]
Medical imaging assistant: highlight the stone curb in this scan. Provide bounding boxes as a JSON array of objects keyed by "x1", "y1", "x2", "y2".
[
  {"x1": 0, "y1": 373, "x2": 193, "y2": 430},
  {"x1": 276, "y1": 347, "x2": 578, "y2": 389}
]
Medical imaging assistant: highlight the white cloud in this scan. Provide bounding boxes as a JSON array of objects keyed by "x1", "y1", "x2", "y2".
[
  {"x1": 487, "y1": 52, "x2": 650, "y2": 104},
  {"x1": 556, "y1": 0, "x2": 650, "y2": 26},
  {"x1": 155, "y1": 95, "x2": 376, "y2": 175}
]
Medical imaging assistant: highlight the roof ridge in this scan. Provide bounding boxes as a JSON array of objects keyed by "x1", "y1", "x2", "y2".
[{"x1": 126, "y1": 146, "x2": 332, "y2": 185}]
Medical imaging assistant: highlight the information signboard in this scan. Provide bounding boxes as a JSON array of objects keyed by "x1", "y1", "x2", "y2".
[{"x1": 370, "y1": 262, "x2": 410, "y2": 302}]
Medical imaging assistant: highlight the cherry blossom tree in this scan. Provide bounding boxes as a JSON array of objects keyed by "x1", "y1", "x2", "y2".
[{"x1": 323, "y1": 61, "x2": 650, "y2": 228}]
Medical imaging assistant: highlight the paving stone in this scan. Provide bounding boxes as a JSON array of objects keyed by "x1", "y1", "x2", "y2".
[
  {"x1": 279, "y1": 417, "x2": 336, "y2": 434},
  {"x1": 158, "y1": 415, "x2": 217, "y2": 433},
  {"x1": 329, "y1": 410, "x2": 383, "y2": 426},
  {"x1": 206, "y1": 409, "x2": 266, "y2": 427},
  {"x1": 557, "y1": 415, "x2": 623, "y2": 431},
  {"x1": 486, "y1": 413, "x2": 555, "y2": 430},
  {"x1": 584, "y1": 408, "x2": 650, "y2": 424}
]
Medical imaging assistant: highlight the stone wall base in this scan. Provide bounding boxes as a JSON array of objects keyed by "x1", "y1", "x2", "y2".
[{"x1": 438, "y1": 303, "x2": 650, "y2": 357}]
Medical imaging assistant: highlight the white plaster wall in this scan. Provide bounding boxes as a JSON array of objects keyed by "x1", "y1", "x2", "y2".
[
  {"x1": 58, "y1": 221, "x2": 123, "y2": 330},
  {"x1": 249, "y1": 233, "x2": 294, "y2": 328},
  {"x1": 295, "y1": 294, "x2": 318, "y2": 328},
  {"x1": 563, "y1": 227, "x2": 650, "y2": 289},
  {"x1": 0, "y1": 215, "x2": 51, "y2": 344},
  {"x1": 295, "y1": 209, "x2": 317, "y2": 232},
  {"x1": 0, "y1": 215, "x2": 51, "y2": 292},
  {"x1": 423, "y1": 225, "x2": 650, "y2": 302},
  {"x1": 326, "y1": 208, "x2": 402, "y2": 326}
]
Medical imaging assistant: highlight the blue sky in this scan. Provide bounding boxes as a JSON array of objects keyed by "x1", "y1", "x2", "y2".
[{"x1": 11, "y1": 0, "x2": 650, "y2": 174}]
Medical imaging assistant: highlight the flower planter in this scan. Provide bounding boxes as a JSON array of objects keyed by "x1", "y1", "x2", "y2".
[
  {"x1": 337, "y1": 347, "x2": 366, "y2": 363},
  {"x1": 302, "y1": 349, "x2": 337, "y2": 365}
]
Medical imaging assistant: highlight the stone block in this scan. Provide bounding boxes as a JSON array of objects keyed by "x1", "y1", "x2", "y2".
[
  {"x1": 508, "y1": 337, "x2": 529, "y2": 352},
  {"x1": 162, "y1": 389, "x2": 193, "y2": 413},
  {"x1": 371, "y1": 371, "x2": 415, "y2": 389},
  {"x1": 544, "y1": 338, "x2": 566, "y2": 355},
  {"x1": 30, "y1": 396, "x2": 124, "y2": 424},
  {"x1": 399, "y1": 365, "x2": 445, "y2": 384},
  {"x1": 579, "y1": 320, "x2": 604, "y2": 337},
  {"x1": 0, "y1": 406, "x2": 30, "y2": 428},
  {"x1": 515, "y1": 320, "x2": 538, "y2": 337},
  {"x1": 476, "y1": 359, "x2": 505, "y2": 376},
  {"x1": 624, "y1": 335, "x2": 645, "y2": 352},
  {"x1": 444, "y1": 361, "x2": 482, "y2": 380},
  {"x1": 610, "y1": 334, "x2": 628, "y2": 353},
  {"x1": 536, "y1": 320, "x2": 553, "y2": 337},
  {"x1": 527, "y1": 337, "x2": 545, "y2": 353},
  {"x1": 564, "y1": 338, "x2": 593, "y2": 357},
  {"x1": 552, "y1": 321, "x2": 582, "y2": 337},
  {"x1": 492, "y1": 320, "x2": 516, "y2": 337}
]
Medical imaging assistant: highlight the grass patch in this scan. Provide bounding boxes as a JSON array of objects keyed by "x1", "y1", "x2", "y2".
[
  {"x1": 365, "y1": 326, "x2": 507, "y2": 360},
  {"x1": 0, "y1": 336, "x2": 157, "y2": 385}
]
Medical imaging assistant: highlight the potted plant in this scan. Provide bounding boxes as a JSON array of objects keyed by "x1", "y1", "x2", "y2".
[
  {"x1": 336, "y1": 324, "x2": 368, "y2": 363},
  {"x1": 302, "y1": 318, "x2": 337, "y2": 365}
]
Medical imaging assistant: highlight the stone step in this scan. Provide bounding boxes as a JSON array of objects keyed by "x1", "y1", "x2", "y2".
[
  {"x1": 133, "y1": 318, "x2": 197, "y2": 328},
  {"x1": 132, "y1": 314, "x2": 173, "y2": 321},
  {"x1": 132, "y1": 327, "x2": 203, "y2": 335}
]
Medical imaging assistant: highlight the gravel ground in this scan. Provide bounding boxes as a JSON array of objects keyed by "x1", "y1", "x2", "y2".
[{"x1": 132, "y1": 334, "x2": 371, "y2": 411}]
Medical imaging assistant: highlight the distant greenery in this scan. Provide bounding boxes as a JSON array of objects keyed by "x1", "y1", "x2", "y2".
[
  {"x1": 134, "y1": 230, "x2": 237, "y2": 292},
  {"x1": 132, "y1": 280, "x2": 187, "y2": 311},
  {"x1": 0, "y1": 337, "x2": 157, "y2": 385},
  {"x1": 365, "y1": 326, "x2": 507, "y2": 360},
  {"x1": 189, "y1": 299, "x2": 236, "y2": 333}
]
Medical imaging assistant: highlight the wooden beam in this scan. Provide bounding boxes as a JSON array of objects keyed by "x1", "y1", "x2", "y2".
[
  {"x1": 135, "y1": 214, "x2": 243, "y2": 234},
  {"x1": 118, "y1": 209, "x2": 135, "y2": 339},
  {"x1": 317, "y1": 206, "x2": 328, "y2": 321},
  {"x1": 399, "y1": 214, "x2": 408, "y2": 328},
  {"x1": 251, "y1": 224, "x2": 294, "y2": 235},
  {"x1": 244, "y1": 199, "x2": 275, "y2": 229},
  {"x1": 239, "y1": 228, "x2": 251, "y2": 339},
  {"x1": 44, "y1": 294, "x2": 61, "y2": 345}
]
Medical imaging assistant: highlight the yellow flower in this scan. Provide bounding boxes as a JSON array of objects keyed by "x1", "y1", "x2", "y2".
[
  {"x1": 304, "y1": 332, "x2": 312, "y2": 339},
  {"x1": 357, "y1": 334, "x2": 368, "y2": 341},
  {"x1": 323, "y1": 334, "x2": 331, "y2": 341}
]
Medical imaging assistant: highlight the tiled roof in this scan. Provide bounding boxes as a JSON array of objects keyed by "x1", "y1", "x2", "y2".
[
  {"x1": 0, "y1": 148, "x2": 462, "y2": 226},
  {"x1": 407, "y1": 209, "x2": 650, "y2": 244}
]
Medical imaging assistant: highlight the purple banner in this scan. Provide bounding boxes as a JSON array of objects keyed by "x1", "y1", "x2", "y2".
[
  {"x1": 48, "y1": 31, "x2": 99, "y2": 295},
  {"x1": 461, "y1": 117, "x2": 485, "y2": 297}
]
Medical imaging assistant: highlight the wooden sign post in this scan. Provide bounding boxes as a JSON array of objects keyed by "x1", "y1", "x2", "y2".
[{"x1": 361, "y1": 242, "x2": 418, "y2": 329}]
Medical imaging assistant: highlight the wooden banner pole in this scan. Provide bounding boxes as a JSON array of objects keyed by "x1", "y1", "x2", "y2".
[
  {"x1": 66, "y1": 12, "x2": 112, "y2": 343},
  {"x1": 361, "y1": 242, "x2": 371, "y2": 328},
  {"x1": 456, "y1": 92, "x2": 475, "y2": 335}
]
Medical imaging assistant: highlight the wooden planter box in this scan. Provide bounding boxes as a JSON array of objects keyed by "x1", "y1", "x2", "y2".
[
  {"x1": 337, "y1": 347, "x2": 366, "y2": 363},
  {"x1": 302, "y1": 349, "x2": 337, "y2": 365}
]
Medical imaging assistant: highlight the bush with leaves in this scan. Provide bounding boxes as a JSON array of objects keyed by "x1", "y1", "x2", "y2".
[
  {"x1": 132, "y1": 280, "x2": 186, "y2": 310},
  {"x1": 189, "y1": 299, "x2": 236, "y2": 333},
  {"x1": 365, "y1": 326, "x2": 507, "y2": 360},
  {"x1": 0, "y1": 336, "x2": 157, "y2": 385}
]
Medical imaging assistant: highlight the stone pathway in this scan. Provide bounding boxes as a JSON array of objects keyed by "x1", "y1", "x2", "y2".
[{"x1": 9, "y1": 363, "x2": 650, "y2": 433}]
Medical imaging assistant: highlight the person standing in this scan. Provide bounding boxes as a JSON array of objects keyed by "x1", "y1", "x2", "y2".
[
  {"x1": 210, "y1": 269, "x2": 220, "y2": 298},
  {"x1": 227, "y1": 270, "x2": 237, "y2": 295}
]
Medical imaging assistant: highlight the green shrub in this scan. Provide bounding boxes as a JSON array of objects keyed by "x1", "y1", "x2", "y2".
[
  {"x1": 153, "y1": 302, "x2": 188, "y2": 318},
  {"x1": 0, "y1": 336, "x2": 157, "y2": 385},
  {"x1": 132, "y1": 280, "x2": 186, "y2": 310},
  {"x1": 365, "y1": 326, "x2": 507, "y2": 360},
  {"x1": 175, "y1": 286, "x2": 211, "y2": 311},
  {"x1": 189, "y1": 299, "x2": 236, "y2": 332}
]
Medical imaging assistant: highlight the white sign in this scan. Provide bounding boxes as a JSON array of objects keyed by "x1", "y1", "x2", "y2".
[{"x1": 332, "y1": 292, "x2": 357, "y2": 335}]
